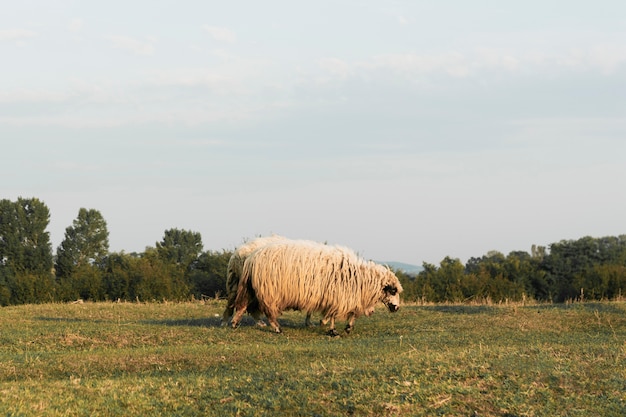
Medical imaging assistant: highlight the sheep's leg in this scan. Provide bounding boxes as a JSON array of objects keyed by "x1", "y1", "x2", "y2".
[
  {"x1": 221, "y1": 272, "x2": 241, "y2": 327},
  {"x1": 304, "y1": 312, "x2": 313, "y2": 327},
  {"x1": 344, "y1": 313, "x2": 356, "y2": 334},
  {"x1": 257, "y1": 304, "x2": 281, "y2": 333},
  {"x1": 231, "y1": 305, "x2": 246, "y2": 329},
  {"x1": 327, "y1": 317, "x2": 340, "y2": 337},
  {"x1": 220, "y1": 294, "x2": 236, "y2": 327},
  {"x1": 267, "y1": 315, "x2": 282, "y2": 333},
  {"x1": 220, "y1": 307, "x2": 233, "y2": 327}
]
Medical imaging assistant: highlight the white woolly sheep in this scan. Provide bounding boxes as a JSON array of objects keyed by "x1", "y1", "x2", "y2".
[{"x1": 231, "y1": 240, "x2": 403, "y2": 336}]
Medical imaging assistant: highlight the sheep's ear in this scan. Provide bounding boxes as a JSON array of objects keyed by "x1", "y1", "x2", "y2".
[{"x1": 383, "y1": 285, "x2": 397, "y2": 295}]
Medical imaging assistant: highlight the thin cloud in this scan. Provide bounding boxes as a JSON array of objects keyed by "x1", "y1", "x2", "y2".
[
  {"x1": 0, "y1": 88, "x2": 67, "y2": 104},
  {"x1": 396, "y1": 15, "x2": 409, "y2": 25},
  {"x1": 318, "y1": 58, "x2": 353, "y2": 79},
  {"x1": 315, "y1": 45, "x2": 626, "y2": 82},
  {"x1": 0, "y1": 29, "x2": 38, "y2": 41},
  {"x1": 203, "y1": 25, "x2": 236, "y2": 43},
  {"x1": 68, "y1": 18, "x2": 85, "y2": 32},
  {"x1": 558, "y1": 44, "x2": 626, "y2": 75},
  {"x1": 105, "y1": 35, "x2": 155, "y2": 55}
]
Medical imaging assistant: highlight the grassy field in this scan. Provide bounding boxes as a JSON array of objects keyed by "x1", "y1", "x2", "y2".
[{"x1": 0, "y1": 300, "x2": 624, "y2": 416}]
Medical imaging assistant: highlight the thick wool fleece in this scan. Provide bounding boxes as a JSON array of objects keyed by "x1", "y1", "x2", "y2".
[{"x1": 234, "y1": 240, "x2": 402, "y2": 330}]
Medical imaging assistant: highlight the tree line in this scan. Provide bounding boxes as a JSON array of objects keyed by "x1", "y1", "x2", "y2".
[
  {"x1": 397, "y1": 237, "x2": 626, "y2": 303},
  {"x1": 1, "y1": 197, "x2": 625, "y2": 306},
  {"x1": 0, "y1": 197, "x2": 229, "y2": 305}
]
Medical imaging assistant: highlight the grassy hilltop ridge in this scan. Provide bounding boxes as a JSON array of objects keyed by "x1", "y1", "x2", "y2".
[{"x1": 1, "y1": 300, "x2": 625, "y2": 416}]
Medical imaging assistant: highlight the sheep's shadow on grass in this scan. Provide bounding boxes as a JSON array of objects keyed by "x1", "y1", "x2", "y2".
[
  {"x1": 143, "y1": 315, "x2": 310, "y2": 330},
  {"x1": 143, "y1": 317, "x2": 223, "y2": 327},
  {"x1": 35, "y1": 314, "x2": 314, "y2": 331}
]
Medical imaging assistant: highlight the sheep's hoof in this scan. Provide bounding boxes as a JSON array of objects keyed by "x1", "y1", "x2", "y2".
[
  {"x1": 344, "y1": 325, "x2": 353, "y2": 334},
  {"x1": 256, "y1": 320, "x2": 267, "y2": 327},
  {"x1": 328, "y1": 329, "x2": 340, "y2": 337}
]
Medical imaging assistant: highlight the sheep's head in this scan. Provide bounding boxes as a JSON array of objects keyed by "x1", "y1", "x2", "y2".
[
  {"x1": 381, "y1": 268, "x2": 403, "y2": 312},
  {"x1": 382, "y1": 284, "x2": 402, "y2": 312}
]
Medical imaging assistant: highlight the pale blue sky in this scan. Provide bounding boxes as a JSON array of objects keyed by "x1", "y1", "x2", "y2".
[{"x1": 3, "y1": 1, "x2": 626, "y2": 264}]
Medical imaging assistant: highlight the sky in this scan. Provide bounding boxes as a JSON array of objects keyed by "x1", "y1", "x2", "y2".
[{"x1": 2, "y1": 1, "x2": 626, "y2": 266}]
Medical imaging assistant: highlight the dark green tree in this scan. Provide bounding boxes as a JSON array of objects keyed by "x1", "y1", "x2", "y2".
[
  {"x1": 55, "y1": 208, "x2": 109, "y2": 278},
  {"x1": 134, "y1": 248, "x2": 189, "y2": 301},
  {"x1": 0, "y1": 198, "x2": 54, "y2": 305},
  {"x1": 57, "y1": 263, "x2": 104, "y2": 302},
  {"x1": 412, "y1": 262, "x2": 439, "y2": 303},
  {"x1": 101, "y1": 252, "x2": 135, "y2": 301},
  {"x1": 55, "y1": 208, "x2": 109, "y2": 301},
  {"x1": 437, "y1": 257, "x2": 465, "y2": 302},
  {"x1": 187, "y1": 250, "x2": 231, "y2": 299},
  {"x1": 156, "y1": 228, "x2": 203, "y2": 269},
  {"x1": 0, "y1": 197, "x2": 53, "y2": 275},
  {"x1": 542, "y1": 236, "x2": 602, "y2": 301}
]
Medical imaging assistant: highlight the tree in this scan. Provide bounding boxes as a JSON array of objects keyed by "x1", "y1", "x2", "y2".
[
  {"x1": 0, "y1": 198, "x2": 54, "y2": 305},
  {"x1": 0, "y1": 197, "x2": 53, "y2": 275},
  {"x1": 55, "y1": 208, "x2": 109, "y2": 278},
  {"x1": 188, "y1": 250, "x2": 231, "y2": 299},
  {"x1": 134, "y1": 248, "x2": 189, "y2": 301},
  {"x1": 438, "y1": 257, "x2": 466, "y2": 302},
  {"x1": 412, "y1": 262, "x2": 440, "y2": 303},
  {"x1": 56, "y1": 263, "x2": 104, "y2": 301},
  {"x1": 101, "y1": 252, "x2": 135, "y2": 301},
  {"x1": 156, "y1": 228, "x2": 203, "y2": 269},
  {"x1": 531, "y1": 244, "x2": 546, "y2": 262}
]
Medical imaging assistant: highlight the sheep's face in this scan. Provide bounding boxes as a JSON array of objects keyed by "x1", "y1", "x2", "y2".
[{"x1": 382, "y1": 283, "x2": 402, "y2": 312}]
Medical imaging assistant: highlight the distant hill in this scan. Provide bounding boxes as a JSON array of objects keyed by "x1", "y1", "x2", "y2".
[{"x1": 379, "y1": 261, "x2": 423, "y2": 275}]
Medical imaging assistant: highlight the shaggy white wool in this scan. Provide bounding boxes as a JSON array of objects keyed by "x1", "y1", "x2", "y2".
[{"x1": 233, "y1": 240, "x2": 403, "y2": 333}]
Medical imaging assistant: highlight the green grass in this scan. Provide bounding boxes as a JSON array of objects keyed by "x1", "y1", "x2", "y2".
[{"x1": 0, "y1": 301, "x2": 624, "y2": 416}]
